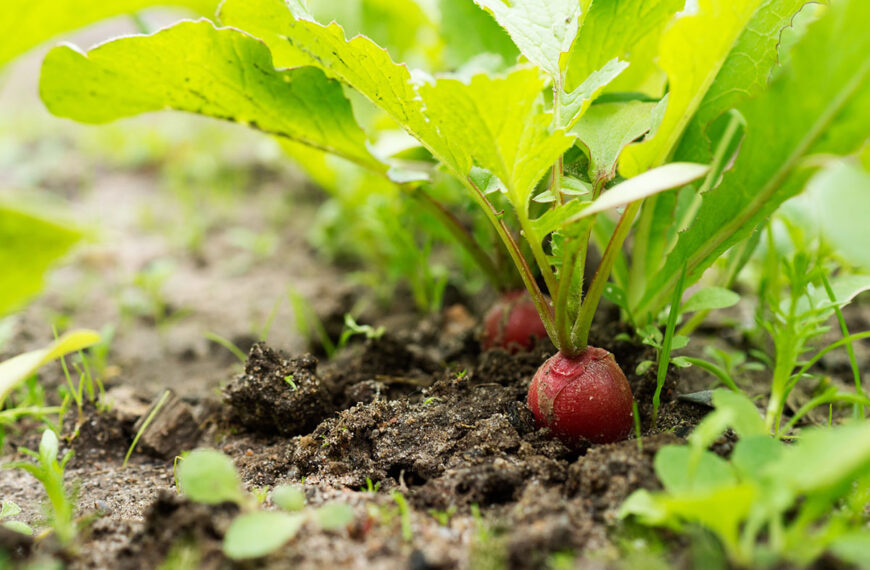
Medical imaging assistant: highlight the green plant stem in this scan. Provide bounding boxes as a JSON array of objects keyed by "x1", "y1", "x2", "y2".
[
  {"x1": 466, "y1": 176, "x2": 555, "y2": 338},
  {"x1": 781, "y1": 389, "x2": 870, "y2": 434},
  {"x1": 412, "y1": 189, "x2": 503, "y2": 291},
  {"x1": 653, "y1": 265, "x2": 686, "y2": 424},
  {"x1": 124, "y1": 389, "x2": 171, "y2": 468},
  {"x1": 821, "y1": 273, "x2": 866, "y2": 418},
  {"x1": 571, "y1": 201, "x2": 641, "y2": 352},
  {"x1": 680, "y1": 357, "x2": 740, "y2": 392},
  {"x1": 789, "y1": 331, "x2": 870, "y2": 392},
  {"x1": 517, "y1": 210, "x2": 558, "y2": 298},
  {"x1": 766, "y1": 327, "x2": 801, "y2": 436},
  {"x1": 553, "y1": 238, "x2": 581, "y2": 353}
]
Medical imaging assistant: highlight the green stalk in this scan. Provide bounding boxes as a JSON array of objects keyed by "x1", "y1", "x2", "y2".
[
  {"x1": 465, "y1": 177, "x2": 556, "y2": 339},
  {"x1": 571, "y1": 201, "x2": 641, "y2": 353},
  {"x1": 820, "y1": 273, "x2": 866, "y2": 418},
  {"x1": 517, "y1": 210, "x2": 559, "y2": 298},
  {"x1": 653, "y1": 265, "x2": 686, "y2": 424},
  {"x1": 412, "y1": 189, "x2": 503, "y2": 291}
]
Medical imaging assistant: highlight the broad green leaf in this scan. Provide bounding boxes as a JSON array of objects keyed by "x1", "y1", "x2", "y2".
[
  {"x1": 308, "y1": 0, "x2": 437, "y2": 66},
  {"x1": 0, "y1": 501, "x2": 21, "y2": 518},
  {"x1": 566, "y1": 163, "x2": 709, "y2": 221},
  {"x1": 558, "y1": 58, "x2": 629, "y2": 130},
  {"x1": 655, "y1": 445, "x2": 736, "y2": 494},
  {"x1": 680, "y1": 287, "x2": 740, "y2": 314},
  {"x1": 438, "y1": 0, "x2": 519, "y2": 69},
  {"x1": 730, "y1": 435, "x2": 782, "y2": 479},
  {"x1": 271, "y1": 485, "x2": 306, "y2": 512},
  {"x1": 39, "y1": 21, "x2": 382, "y2": 172},
  {"x1": 806, "y1": 273, "x2": 870, "y2": 313},
  {"x1": 563, "y1": 0, "x2": 683, "y2": 91},
  {"x1": 806, "y1": 159, "x2": 870, "y2": 268},
  {"x1": 0, "y1": 205, "x2": 81, "y2": 317},
  {"x1": 0, "y1": 330, "x2": 101, "y2": 403},
  {"x1": 314, "y1": 503, "x2": 355, "y2": 530},
  {"x1": 1, "y1": 521, "x2": 33, "y2": 536},
  {"x1": 573, "y1": 101, "x2": 657, "y2": 184},
  {"x1": 0, "y1": 0, "x2": 215, "y2": 67},
  {"x1": 769, "y1": 422, "x2": 870, "y2": 494},
  {"x1": 219, "y1": 0, "x2": 457, "y2": 172},
  {"x1": 223, "y1": 511, "x2": 304, "y2": 560},
  {"x1": 419, "y1": 68, "x2": 575, "y2": 212},
  {"x1": 829, "y1": 532, "x2": 870, "y2": 568},
  {"x1": 675, "y1": 0, "x2": 809, "y2": 163},
  {"x1": 637, "y1": 0, "x2": 870, "y2": 319},
  {"x1": 473, "y1": 0, "x2": 588, "y2": 79},
  {"x1": 530, "y1": 200, "x2": 589, "y2": 238},
  {"x1": 620, "y1": 0, "x2": 762, "y2": 176},
  {"x1": 688, "y1": 389, "x2": 766, "y2": 454},
  {"x1": 177, "y1": 449, "x2": 244, "y2": 505}
]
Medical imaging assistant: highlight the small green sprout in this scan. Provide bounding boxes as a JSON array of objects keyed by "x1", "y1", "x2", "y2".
[
  {"x1": 391, "y1": 491, "x2": 413, "y2": 542},
  {"x1": 0, "y1": 500, "x2": 33, "y2": 536},
  {"x1": 284, "y1": 375, "x2": 297, "y2": 391},
  {"x1": 177, "y1": 448, "x2": 357, "y2": 561},
  {"x1": 4, "y1": 429, "x2": 75, "y2": 546},
  {"x1": 360, "y1": 477, "x2": 381, "y2": 494}
]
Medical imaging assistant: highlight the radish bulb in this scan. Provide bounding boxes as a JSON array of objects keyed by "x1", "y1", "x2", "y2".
[
  {"x1": 528, "y1": 347, "x2": 633, "y2": 445},
  {"x1": 481, "y1": 291, "x2": 548, "y2": 353}
]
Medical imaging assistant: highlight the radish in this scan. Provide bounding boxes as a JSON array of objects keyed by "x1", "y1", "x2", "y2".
[
  {"x1": 481, "y1": 290, "x2": 548, "y2": 353},
  {"x1": 527, "y1": 347, "x2": 633, "y2": 445}
]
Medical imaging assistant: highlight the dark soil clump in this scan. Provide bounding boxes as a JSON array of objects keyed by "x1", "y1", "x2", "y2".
[{"x1": 223, "y1": 343, "x2": 332, "y2": 436}]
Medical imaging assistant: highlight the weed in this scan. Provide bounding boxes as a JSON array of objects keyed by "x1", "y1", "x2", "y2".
[{"x1": 4, "y1": 430, "x2": 76, "y2": 546}]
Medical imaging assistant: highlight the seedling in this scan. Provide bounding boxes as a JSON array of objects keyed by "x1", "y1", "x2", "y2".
[
  {"x1": 4, "y1": 429, "x2": 76, "y2": 546},
  {"x1": 0, "y1": 500, "x2": 33, "y2": 536},
  {"x1": 621, "y1": 389, "x2": 870, "y2": 567},
  {"x1": 176, "y1": 448, "x2": 355, "y2": 561}
]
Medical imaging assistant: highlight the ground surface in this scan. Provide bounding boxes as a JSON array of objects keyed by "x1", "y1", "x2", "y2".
[{"x1": 2, "y1": 21, "x2": 869, "y2": 570}]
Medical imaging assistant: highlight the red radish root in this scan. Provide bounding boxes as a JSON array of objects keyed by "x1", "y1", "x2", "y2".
[
  {"x1": 528, "y1": 347, "x2": 634, "y2": 445},
  {"x1": 481, "y1": 291, "x2": 548, "y2": 353}
]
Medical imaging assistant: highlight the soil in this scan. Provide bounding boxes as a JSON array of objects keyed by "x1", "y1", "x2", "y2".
[{"x1": 2, "y1": 33, "x2": 870, "y2": 570}]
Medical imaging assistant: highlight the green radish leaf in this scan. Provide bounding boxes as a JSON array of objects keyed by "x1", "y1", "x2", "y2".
[
  {"x1": 675, "y1": 0, "x2": 810, "y2": 163},
  {"x1": 566, "y1": 163, "x2": 709, "y2": 221},
  {"x1": 620, "y1": 0, "x2": 762, "y2": 176},
  {"x1": 768, "y1": 422, "x2": 870, "y2": 494},
  {"x1": 805, "y1": 159, "x2": 870, "y2": 269},
  {"x1": 563, "y1": 0, "x2": 683, "y2": 91},
  {"x1": 0, "y1": 204, "x2": 81, "y2": 318},
  {"x1": 419, "y1": 68, "x2": 575, "y2": 212},
  {"x1": 680, "y1": 287, "x2": 740, "y2": 314},
  {"x1": 829, "y1": 532, "x2": 870, "y2": 567},
  {"x1": 223, "y1": 511, "x2": 304, "y2": 560},
  {"x1": 730, "y1": 435, "x2": 782, "y2": 479},
  {"x1": 438, "y1": 0, "x2": 518, "y2": 69},
  {"x1": 558, "y1": 58, "x2": 629, "y2": 129},
  {"x1": 0, "y1": 0, "x2": 216, "y2": 67},
  {"x1": 177, "y1": 449, "x2": 244, "y2": 505},
  {"x1": 572, "y1": 101, "x2": 657, "y2": 184},
  {"x1": 39, "y1": 20, "x2": 383, "y2": 172},
  {"x1": 219, "y1": 0, "x2": 457, "y2": 173},
  {"x1": 637, "y1": 0, "x2": 870, "y2": 318},
  {"x1": 473, "y1": 0, "x2": 589, "y2": 79},
  {"x1": 530, "y1": 200, "x2": 590, "y2": 238},
  {"x1": 308, "y1": 0, "x2": 437, "y2": 65},
  {"x1": 654, "y1": 445, "x2": 736, "y2": 494},
  {"x1": 0, "y1": 330, "x2": 101, "y2": 403},
  {"x1": 688, "y1": 389, "x2": 766, "y2": 454}
]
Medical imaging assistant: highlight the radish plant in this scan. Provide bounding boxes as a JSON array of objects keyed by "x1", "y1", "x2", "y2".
[{"x1": 38, "y1": 0, "x2": 870, "y2": 443}]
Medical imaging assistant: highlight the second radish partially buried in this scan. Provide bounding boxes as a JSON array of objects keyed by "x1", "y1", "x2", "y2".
[{"x1": 481, "y1": 291, "x2": 548, "y2": 353}]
